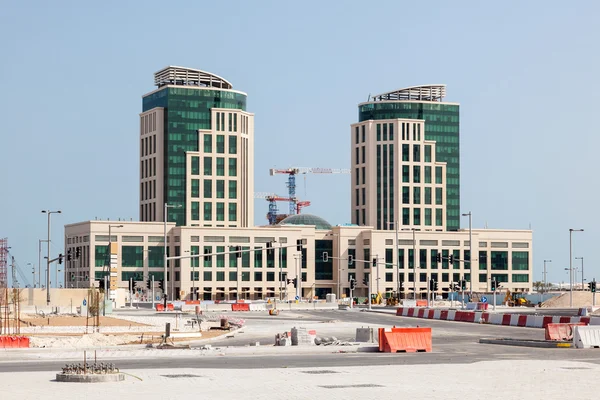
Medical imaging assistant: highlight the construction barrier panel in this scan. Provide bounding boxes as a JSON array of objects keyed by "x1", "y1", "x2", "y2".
[
  {"x1": 573, "y1": 325, "x2": 600, "y2": 349},
  {"x1": 476, "y1": 302, "x2": 489, "y2": 311},
  {"x1": 427, "y1": 309, "x2": 435, "y2": 319},
  {"x1": 396, "y1": 307, "x2": 404, "y2": 316},
  {"x1": 417, "y1": 309, "x2": 425, "y2": 318},
  {"x1": 440, "y1": 310, "x2": 448, "y2": 320},
  {"x1": 407, "y1": 308, "x2": 415, "y2": 317},
  {"x1": 167, "y1": 303, "x2": 174, "y2": 311},
  {"x1": 378, "y1": 327, "x2": 432, "y2": 353},
  {"x1": 433, "y1": 309, "x2": 442, "y2": 319},
  {"x1": 502, "y1": 314, "x2": 512, "y2": 325},
  {"x1": 542, "y1": 316, "x2": 554, "y2": 328},
  {"x1": 518, "y1": 315, "x2": 528, "y2": 327},
  {"x1": 0, "y1": 336, "x2": 30, "y2": 348},
  {"x1": 416, "y1": 300, "x2": 427, "y2": 307},
  {"x1": 480, "y1": 312, "x2": 490, "y2": 323},
  {"x1": 231, "y1": 303, "x2": 250, "y2": 311},
  {"x1": 545, "y1": 323, "x2": 587, "y2": 341},
  {"x1": 559, "y1": 316, "x2": 571, "y2": 324}
]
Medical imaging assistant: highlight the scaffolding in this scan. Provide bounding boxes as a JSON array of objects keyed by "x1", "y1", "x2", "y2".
[{"x1": 0, "y1": 238, "x2": 7, "y2": 289}]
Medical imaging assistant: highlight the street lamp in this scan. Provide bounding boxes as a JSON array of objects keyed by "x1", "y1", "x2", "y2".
[
  {"x1": 387, "y1": 221, "x2": 401, "y2": 302},
  {"x1": 543, "y1": 260, "x2": 551, "y2": 294},
  {"x1": 164, "y1": 203, "x2": 181, "y2": 301},
  {"x1": 27, "y1": 263, "x2": 34, "y2": 288},
  {"x1": 575, "y1": 256, "x2": 584, "y2": 291},
  {"x1": 41, "y1": 210, "x2": 61, "y2": 305},
  {"x1": 185, "y1": 249, "x2": 198, "y2": 300},
  {"x1": 569, "y1": 228, "x2": 584, "y2": 308},
  {"x1": 461, "y1": 212, "x2": 472, "y2": 295}
]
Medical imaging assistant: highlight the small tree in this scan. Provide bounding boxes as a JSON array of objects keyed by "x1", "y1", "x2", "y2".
[{"x1": 532, "y1": 281, "x2": 544, "y2": 292}]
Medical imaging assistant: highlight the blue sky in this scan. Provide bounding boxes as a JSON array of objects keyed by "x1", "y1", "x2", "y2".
[{"x1": 0, "y1": 1, "x2": 598, "y2": 287}]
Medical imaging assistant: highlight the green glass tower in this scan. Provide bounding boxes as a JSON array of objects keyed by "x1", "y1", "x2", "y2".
[
  {"x1": 357, "y1": 85, "x2": 460, "y2": 231},
  {"x1": 140, "y1": 66, "x2": 254, "y2": 227}
]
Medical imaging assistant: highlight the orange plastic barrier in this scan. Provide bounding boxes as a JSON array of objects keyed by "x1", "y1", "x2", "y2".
[
  {"x1": 167, "y1": 303, "x2": 174, "y2": 311},
  {"x1": 231, "y1": 303, "x2": 250, "y2": 311},
  {"x1": 416, "y1": 300, "x2": 427, "y2": 307},
  {"x1": 545, "y1": 323, "x2": 587, "y2": 341},
  {"x1": 378, "y1": 327, "x2": 432, "y2": 353},
  {"x1": 156, "y1": 304, "x2": 165, "y2": 311},
  {"x1": 0, "y1": 336, "x2": 30, "y2": 348},
  {"x1": 185, "y1": 300, "x2": 200, "y2": 305}
]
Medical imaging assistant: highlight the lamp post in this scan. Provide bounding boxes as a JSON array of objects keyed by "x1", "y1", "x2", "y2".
[
  {"x1": 461, "y1": 212, "x2": 472, "y2": 295},
  {"x1": 401, "y1": 228, "x2": 417, "y2": 299},
  {"x1": 569, "y1": 228, "x2": 584, "y2": 308},
  {"x1": 543, "y1": 260, "x2": 551, "y2": 294},
  {"x1": 185, "y1": 249, "x2": 197, "y2": 300},
  {"x1": 164, "y1": 203, "x2": 181, "y2": 301},
  {"x1": 575, "y1": 256, "x2": 584, "y2": 291},
  {"x1": 42, "y1": 210, "x2": 61, "y2": 305},
  {"x1": 387, "y1": 221, "x2": 401, "y2": 302},
  {"x1": 38, "y1": 239, "x2": 47, "y2": 288},
  {"x1": 28, "y1": 263, "x2": 34, "y2": 288}
]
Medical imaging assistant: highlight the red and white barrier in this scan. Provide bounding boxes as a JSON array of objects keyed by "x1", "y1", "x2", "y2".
[{"x1": 395, "y1": 307, "x2": 593, "y2": 328}]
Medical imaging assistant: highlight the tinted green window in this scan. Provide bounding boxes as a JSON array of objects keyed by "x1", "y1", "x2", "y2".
[
  {"x1": 95, "y1": 245, "x2": 109, "y2": 268},
  {"x1": 148, "y1": 246, "x2": 164, "y2": 268},
  {"x1": 229, "y1": 136, "x2": 237, "y2": 154},
  {"x1": 402, "y1": 144, "x2": 409, "y2": 161},
  {"x1": 435, "y1": 188, "x2": 443, "y2": 205},
  {"x1": 413, "y1": 145, "x2": 420, "y2": 162},
  {"x1": 191, "y1": 179, "x2": 200, "y2": 198},
  {"x1": 413, "y1": 187, "x2": 421, "y2": 204},
  {"x1": 122, "y1": 246, "x2": 143, "y2": 267},
  {"x1": 228, "y1": 181, "x2": 237, "y2": 199},
  {"x1": 216, "y1": 271, "x2": 225, "y2": 281},
  {"x1": 228, "y1": 203, "x2": 237, "y2": 221},
  {"x1": 364, "y1": 248, "x2": 370, "y2": 269},
  {"x1": 241, "y1": 246, "x2": 250, "y2": 267},
  {"x1": 216, "y1": 180, "x2": 224, "y2": 198},
  {"x1": 512, "y1": 251, "x2": 529, "y2": 270},
  {"x1": 316, "y1": 240, "x2": 333, "y2": 280},
  {"x1": 216, "y1": 246, "x2": 225, "y2": 267},
  {"x1": 436, "y1": 209, "x2": 443, "y2": 226},
  {"x1": 425, "y1": 145, "x2": 431, "y2": 162},
  {"x1": 402, "y1": 187, "x2": 409, "y2": 204},
  {"x1": 491, "y1": 274, "x2": 508, "y2": 283},
  {"x1": 229, "y1": 271, "x2": 237, "y2": 281},
  {"x1": 424, "y1": 166, "x2": 431, "y2": 183},
  {"x1": 191, "y1": 201, "x2": 200, "y2": 220},
  {"x1": 385, "y1": 248, "x2": 393, "y2": 268},
  {"x1": 204, "y1": 202, "x2": 212, "y2": 220},
  {"x1": 424, "y1": 187, "x2": 432, "y2": 204},
  {"x1": 512, "y1": 274, "x2": 529, "y2": 282},
  {"x1": 402, "y1": 208, "x2": 410, "y2": 225},
  {"x1": 419, "y1": 249, "x2": 427, "y2": 268},
  {"x1": 216, "y1": 203, "x2": 225, "y2": 221},
  {"x1": 254, "y1": 247, "x2": 263, "y2": 267},
  {"x1": 408, "y1": 249, "x2": 414, "y2": 269},
  {"x1": 191, "y1": 156, "x2": 200, "y2": 175},
  {"x1": 216, "y1": 158, "x2": 225, "y2": 176},
  {"x1": 376, "y1": 124, "x2": 381, "y2": 141},
  {"x1": 479, "y1": 273, "x2": 487, "y2": 282},
  {"x1": 229, "y1": 158, "x2": 237, "y2": 176},
  {"x1": 435, "y1": 166, "x2": 443, "y2": 184},
  {"x1": 414, "y1": 208, "x2": 421, "y2": 225},
  {"x1": 425, "y1": 208, "x2": 432, "y2": 226},
  {"x1": 402, "y1": 166, "x2": 409, "y2": 182},
  {"x1": 389, "y1": 123, "x2": 394, "y2": 140},
  {"x1": 204, "y1": 157, "x2": 212, "y2": 175},
  {"x1": 413, "y1": 166, "x2": 420, "y2": 183},
  {"x1": 479, "y1": 251, "x2": 487, "y2": 270},
  {"x1": 491, "y1": 251, "x2": 508, "y2": 270},
  {"x1": 203, "y1": 134, "x2": 212, "y2": 152},
  {"x1": 191, "y1": 245, "x2": 200, "y2": 268},
  {"x1": 254, "y1": 271, "x2": 263, "y2": 281},
  {"x1": 398, "y1": 249, "x2": 405, "y2": 269},
  {"x1": 204, "y1": 179, "x2": 212, "y2": 198},
  {"x1": 216, "y1": 135, "x2": 225, "y2": 153},
  {"x1": 203, "y1": 271, "x2": 212, "y2": 281}
]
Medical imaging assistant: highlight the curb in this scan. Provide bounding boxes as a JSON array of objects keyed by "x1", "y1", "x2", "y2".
[{"x1": 479, "y1": 338, "x2": 572, "y2": 348}]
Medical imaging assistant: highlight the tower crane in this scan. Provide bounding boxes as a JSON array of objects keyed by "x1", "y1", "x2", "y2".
[
  {"x1": 254, "y1": 193, "x2": 311, "y2": 225},
  {"x1": 269, "y1": 167, "x2": 351, "y2": 214}
]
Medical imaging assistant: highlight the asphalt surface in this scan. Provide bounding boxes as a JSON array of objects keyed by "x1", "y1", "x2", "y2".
[{"x1": 2, "y1": 308, "x2": 600, "y2": 373}]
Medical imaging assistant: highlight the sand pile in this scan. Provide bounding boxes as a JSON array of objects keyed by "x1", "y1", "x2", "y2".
[
  {"x1": 540, "y1": 292, "x2": 593, "y2": 308},
  {"x1": 29, "y1": 332, "x2": 140, "y2": 348}
]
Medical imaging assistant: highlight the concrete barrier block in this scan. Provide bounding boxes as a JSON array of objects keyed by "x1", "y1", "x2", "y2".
[
  {"x1": 489, "y1": 313, "x2": 503, "y2": 325},
  {"x1": 433, "y1": 309, "x2": 441, "y2": 319},
  {"x1": 356, "y1": 327, "x2": 375, "y2": 343},
  {"x1": 573, "y1": 325, "x2": 600, "y2": 349},
  {"x1": 510, "y1": 314, "x2": 520, "y2": 326}
]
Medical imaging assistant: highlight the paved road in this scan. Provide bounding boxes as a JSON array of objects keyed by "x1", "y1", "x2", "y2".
[{"x1": 2, "y1": 308, "x2": 598, "y2": 373}]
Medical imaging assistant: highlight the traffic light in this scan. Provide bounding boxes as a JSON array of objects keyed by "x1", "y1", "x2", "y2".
[
  {"x1": 99, "y1": 280, "x2": 105, "y2": 290},
  {"x1": 128, "y1": 279, "x2": 134, "y2": 291},
  {"x1": 287, "y1": 278, "x2": 293, "y2": 285},
  {"x1": 461, "y1": 279, "x2": 467, "y2": 291},
  {"x1": 58, "y1": 253, "x2": 63, "y2": 264},
  {"x1": 146, "y1": 278, "x2": 152, "y2": 289},
  {"x1": 589, "y1": 281, "x2": 596, "y2": 293},
  {"x1": 491, "y1": 279, "x2": 497, "y2": 291},
  {"x1": 322, "y1": 252, "x2": 329, "y2": 262},
  {"x1": 436, "y1": 252, "x2": 441, "y2": 263},
  {"x1": 434, "y1": 281, "x2": 438, "y2": 291},
  {"x1": 429, "y1": 279, "x2": 435, "y2": 291},
  {"x1": 204, "y1": 248, "x2": 211, "y2": 261},
  {"x1": 350, "y1": 278, "x2": 356, "y2": 290},
  {"x1": 362, "y1": 275, "x2": 369, "y2": 285},
  {"x1": 448, "y1": 254, "x2": 454, "y2": 264},
  {"x1": 372, "y1": 257, "x2": 377, "y2": 267},
  {"x1": 76, "y1": 247, "x2": 81, "y2": 259},
  {"x1": 158, "y1": 279, "x2": 164, "y2": 290},
  {"x1": 296, "y1": 239, "x2": 306, "y2": 251},
  {"x1": 293, "y1": 278, "x2": 298, "y2": 288},
  {"x1": 67, "y1": 248, "x2": 72, "y2": 262}
]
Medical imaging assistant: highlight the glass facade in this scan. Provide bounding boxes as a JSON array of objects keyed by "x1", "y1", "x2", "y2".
[
  {"x1": 143, "y1": 87, "x2": 247, "y2": 225},
  {"x1": 358, "y1": 101, "x2": 460, "y2": 230}
]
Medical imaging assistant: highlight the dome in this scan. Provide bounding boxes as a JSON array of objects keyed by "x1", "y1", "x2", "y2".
[{"x1": 279, "y1": 214, "x2": 332, "y2": 230}]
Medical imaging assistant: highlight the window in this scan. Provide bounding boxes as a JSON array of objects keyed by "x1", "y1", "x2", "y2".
[
  {"x1": 203, "y1": 134, "x2": 212, "y2": 152},
  {"x1": 376, "y1": 124, "x2": 381, "y2": 141},
  {"x1": 216, "y1": 135, "x2": 225, "y2": 153},
  {"x1": 402, "y1": 166, "x2": 409, "y2": 183},
  {"x1": 204, "y1": 203, "x2": 212, "y2": 220},
  {"x1": 413, "y1": 187, "x2": 421, "y2": 204},
  {"x1": 479, "y1": 273, "x2": 487, "y2": 283},
  {"x1": 512, "y1": 274, "x2": 529, "y2": 283},
  {"x1": 228, "y1": 158, "x2": 237, "y2": 176},
  {"x1": 386, "y1": 273, "x2": 393, "y2": 282},
  {"x1": 402, "y1": 187, "x2": 409, "y2": 204},
  {"x1": 424, "y1": 166, "x2": 431, "y2": 183},
  {"x1": 254, "y1": 247, "x2": 263, "y2": 268},
  {"x1": 436, "y1": 209, "x2": 443, "y2": 226},
  {"x1": 414, "y1": 208, "x2": 421, "y2": 226},
  {"x1": 512, "y1": 252, "x2": 529, "y2": 270},
  {"x1": 228, "y1": 181, "x2": 237, "y2": 199},
  {"x1": 435, "y1": 166, "x2": 443, "y2": 184},
  {"x1": 355, "y1": 126, "x2": 359, "y2": 144},
  {"x1": 479, "y1": 251, "x2": 487, "y2": 270},
  {"x1": 191, "y1": 157, "x2": 200, "y2": 175},
  {"x1": 435, "y1": 188, "x2": 443, "y2": 205},
  {"x1": 229, "y1": 136, "x2": 237, "y2": 154},
  {"x1": 204, "y1": 179, "x2": 212, "y2": 198},
  {"x1": 424, "y1": 187, "x2": 432, "y2": 204},
  {"x1": 413, "y1": 145, "x2": 420, "y2": 162},
  {"x1": 402, "y1": 208, "x2": 410, "y2": 225},
  {"x1": 216, "y1": 158, "x2": 225, "y2": 176},
  {"x1": 424, "y1": 208, "x2": 432, "y2": 226},
  {"x1": 424, "y1": 145, "x2": 431, "y2": 162},
  {"x1": 191, "y1": 179, "x2": 200, "y2": 198},
  {"x1": 491, "y1": 251, "x2": 508, "y2": 270},
  {"x1": 402, "y1": 144, "x2": 409, "y2": 161},
  {"x1": 122, "y1": 246, "x2": 143, "y2": 267},
  {"x1": 204, "y1": 157, "x2": 212, "y2": 175},
  {"x1": 216, "y1": 202, "x2": 225, "y2": 221},
  {"x1": 228, "y1": 203, "x2": 237, "y2": 221},
  {"x1": 413, "y1": 166, "x2": 420, "y2": 183},
  {"x1": 254, "y1": 271, "x2": 263, "y2": 281},
  {"x1": 216, "y1": 180, "x2": 225, "y2": 198}
]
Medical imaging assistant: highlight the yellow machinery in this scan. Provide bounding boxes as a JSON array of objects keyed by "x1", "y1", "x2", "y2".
[{"x1": 504, "y1": 289, "x2": 531, "y2": 307}]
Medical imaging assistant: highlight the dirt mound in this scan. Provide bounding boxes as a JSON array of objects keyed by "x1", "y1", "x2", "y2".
[{"x1": 540, "y1": 292, "x2": 593, "y2": 308}]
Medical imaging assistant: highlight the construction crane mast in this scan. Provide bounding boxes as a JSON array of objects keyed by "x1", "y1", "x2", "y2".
[
  {"x1": 0, "y1": 238, "x2": 7, "y2": 288},
  {"x1": 269, "y1": 167, "x2": 351, "y2": 214}
]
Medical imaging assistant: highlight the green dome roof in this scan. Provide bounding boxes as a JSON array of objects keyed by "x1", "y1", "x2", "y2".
[{"x1": 279, "y1": 214, "x2": 332, "y2": 230}]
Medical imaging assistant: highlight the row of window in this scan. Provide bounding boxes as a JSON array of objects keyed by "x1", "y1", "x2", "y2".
[
  {"x1": 141, "y1": 158, "x2": 157, "y2": 179},
  {"x1": 190, "y1": 201, "x2": 237, "y2": 222},
  {"x1": 371, "y1": 272, "x2": 529, "y2": 284},
  {"x1": 202, "y1": 134, "x2": 237, "y2": 155},
  {"x1": 141, "y1": 134, "x2": 157, "y2": 157},
  {"x1": 190, "y1": 156, "x2": 237, "y2": 177},
  {"x1": 141, "y1": 180, "x2": 157, "y2": 201},
  {"x1": 140, "y1": 111, "x2": 158, "y2": 136},
  {"x1": 140, "y1": 202, "x2": 156, "y2": 222},
  {"x1": 402, "y1": 186, "x2": 444, "y2": 205},
  {"x1": 191, "y1": 179, "x2": 237, "y2": 199},
  {"x1": 214, "y1": 111, "x2": 250, "y2": 134}
]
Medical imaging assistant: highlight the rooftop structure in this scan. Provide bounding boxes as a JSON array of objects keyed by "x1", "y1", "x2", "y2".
[
  {"x1": 371, "y1": 84, "x2": 446, "y2": 102},
  {"x1": 154, "y1": 66, "x2": 233, "y2": 89}
]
